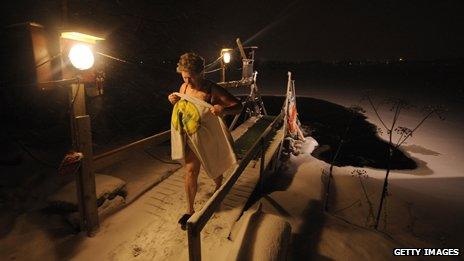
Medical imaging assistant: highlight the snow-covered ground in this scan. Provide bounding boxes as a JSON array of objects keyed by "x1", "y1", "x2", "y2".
[
  {"x1": 262, "y1": 135, "x2": 463, "y2": 259},
  {"x1": 0, "y1": 117, "x2": 273, "y2": 260},
  {"x1": 256, "y1": 80, "x2": 464, "y2": 257},
  {"x1": 261, "y1": 138, "x2": 409, "y2": 260},
  {"x1": 1, "y1": 75, "x2": 463, "y2": 260}
]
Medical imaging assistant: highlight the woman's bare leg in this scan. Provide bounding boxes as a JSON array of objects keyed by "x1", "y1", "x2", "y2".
[
  {"x1": 213, "y1": 175, "x2": 223, "y2": 192},
  {"x1": 184, "y1": 146, "x2": 200, "y2": 214}
]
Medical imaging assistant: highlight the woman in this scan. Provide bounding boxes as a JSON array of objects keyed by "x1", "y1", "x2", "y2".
[{"x1": 168, "y1": 52, "x2": 242, "y2": 229}]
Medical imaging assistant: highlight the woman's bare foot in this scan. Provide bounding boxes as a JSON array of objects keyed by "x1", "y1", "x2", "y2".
[{"x1": 178, "y1": 213, "x2": 193, "y2": 230}]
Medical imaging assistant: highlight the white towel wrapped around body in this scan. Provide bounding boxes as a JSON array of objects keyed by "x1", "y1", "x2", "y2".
[{"x1": 171, "y1": 92, "x2": 237, "y2": 179}]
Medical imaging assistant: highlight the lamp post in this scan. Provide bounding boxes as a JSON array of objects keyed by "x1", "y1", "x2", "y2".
[
  {"x1": 220, "y1": 48, "x2": 232, "y2": 82},
  {"x1": 60, "y1": 31, "x2": 104, "y2": 236}
]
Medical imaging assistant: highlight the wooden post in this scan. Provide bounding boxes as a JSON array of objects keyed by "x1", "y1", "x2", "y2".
[
  {"x1": 276, "y1": 72, "x2": 292, "y2": 162},
  {"x1": 69, "y1": 83, "x2": 86, "y2": 230},
  {"x1": 236, "y1": 38, "x2": 247, "y2": 60},
  {"x1": 228, "y1": 101, "x2": 246, "y2": 131},
  {"x1": 74, "y1": 158, "x2": 86, "y2": 230},
  {"x1": 187, "y1": 223, "x2": 201, "y2": 261},
  {"x1": 69, "y1": 83, "x2": 86, "y2": 149},
  {"x1": 221, "y1": 61, "x2": 226, "y2": 82},
  {"x1": 269, "y1": 151, "x2": 277, "y2": 173},
  {"x1": 229, "y1": 114, "x2": 240, "y2": 131},
  {"x1": 75, "y1": 115, "x2": 99, "y2": 236},
  {"x1": 69, "y1": 83, "x2": 99, "y2": 236}
]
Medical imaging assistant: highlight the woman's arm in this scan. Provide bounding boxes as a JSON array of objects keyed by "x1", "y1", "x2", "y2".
[
  {"x1": 168, "y1": 83, "x2": 186, "y2": 105},
  {"x1": 210, "y1": 85, "x2": 243, "y2": 116}
]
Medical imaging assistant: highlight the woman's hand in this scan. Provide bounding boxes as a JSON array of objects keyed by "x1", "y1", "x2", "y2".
[
  {"x1": 210, "y1": 104, "x2": 224, "y2": 116},
  {"x1": 168, "y1": 93, "x2": 180, "y2": 105}
]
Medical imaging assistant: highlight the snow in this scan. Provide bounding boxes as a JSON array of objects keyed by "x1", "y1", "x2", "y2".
[
  {"x1": 47, "y1": 174, "x2": 126, "y2": 211},
  {"x1": 261, "y1": 133, "x2": 463, "y2": 259},
  {"x1": 2, "y1": 85, "x2": 463, "y2": 260},
  {"x1": 227, "y1": 207, "x2": 291, "y2": 261},
  {"x1": 0, "y1": 117, "x2": 276, "y2": 260}
]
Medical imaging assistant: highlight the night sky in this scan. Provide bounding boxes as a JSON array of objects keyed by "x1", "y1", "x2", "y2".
[
  {"x1": 203, "y1": 0, "x2": 464, "y2": 61},
  {"x1": 1, "y1": 0, "x2": 464, "y2": 62}
]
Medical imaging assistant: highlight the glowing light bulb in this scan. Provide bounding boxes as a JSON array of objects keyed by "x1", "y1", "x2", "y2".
[
  {"x1": 68, "y1": 44, "x2": 95, "y2": 70},
  {"x1": 223, "y1": 52, "x2": 231, "y2": 64}
]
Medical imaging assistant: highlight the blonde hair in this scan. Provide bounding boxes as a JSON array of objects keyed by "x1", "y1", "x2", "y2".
[{"x1": 176, "y1": 52, "x2": 205, "y2": 74}]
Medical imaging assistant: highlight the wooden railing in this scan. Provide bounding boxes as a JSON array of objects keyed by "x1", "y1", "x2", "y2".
[
  {"x1": 186, "y1": 112, "x2": 283, "y2": 261},
  {"x1": 93, "y1": 130, "x2": 171, "y2": 170},
  {"x1": 217, "y1": 77, "x2": 254, "y2": 89}
]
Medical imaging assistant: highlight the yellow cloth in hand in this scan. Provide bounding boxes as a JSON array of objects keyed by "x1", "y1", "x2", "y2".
[{"x1": 172, "y1": 99, "x2": 201, "y2": 135}]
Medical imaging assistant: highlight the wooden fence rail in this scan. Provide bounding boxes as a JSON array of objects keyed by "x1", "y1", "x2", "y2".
[{"x1": 93, "y1": 130, "x2": 170, "y2": 170}]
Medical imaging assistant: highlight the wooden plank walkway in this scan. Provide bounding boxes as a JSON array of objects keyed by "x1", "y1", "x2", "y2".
[
  {"x1": 140, "y1": 115, "x2": 284, "y2": 238},
  {"x1": 140, "y1": 115, "x2": 277, "y2": 223}
]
